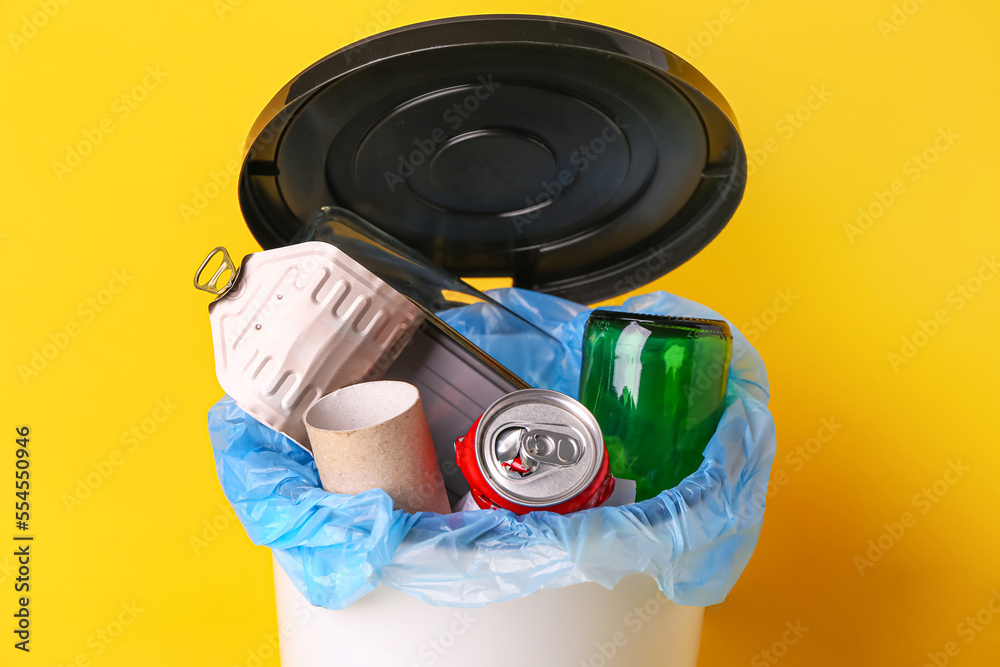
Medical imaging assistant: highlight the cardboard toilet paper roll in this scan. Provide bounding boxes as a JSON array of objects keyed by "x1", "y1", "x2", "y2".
[{"x1": 303, "y1": 381, "x2": 451, "y2": 514}]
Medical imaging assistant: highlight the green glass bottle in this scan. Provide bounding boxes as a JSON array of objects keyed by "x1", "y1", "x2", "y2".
[{"x1": 579, "y1": 310, "x2": 733, "y2": 501}]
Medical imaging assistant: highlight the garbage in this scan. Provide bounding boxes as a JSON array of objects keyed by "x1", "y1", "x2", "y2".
[
  {"x1": 203, "y1": 13, "x2": 766, "y2": 665},
  {"x1": 579, "y1": 311, "x2": 734, "y2": 501},
  {"x1": 453, "y1": 388, "x2": 616, "y2": 514},
  {"x1": 208, "y1": 287, "x2": 776, "y2": 609},
  {"x1": 303, "y1": 381, "x2": 450, "y2": 514},
  {"x1": 195, "y1": 242, "x2": 423, "y2": 448},
  {"x1": 193, "y1": 237, "x2": 535, "y2": 505}
]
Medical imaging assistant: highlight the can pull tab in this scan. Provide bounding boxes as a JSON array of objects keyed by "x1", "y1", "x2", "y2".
[
  {"x1": 495, "y1": 426, "x2": 582, "y2": 478},
  {"x1": 194, "y1": 247, "x2": 237, "y2": 296},
  {"x1": 519, "y1": 429, "x2": 581, "y2": 468}
]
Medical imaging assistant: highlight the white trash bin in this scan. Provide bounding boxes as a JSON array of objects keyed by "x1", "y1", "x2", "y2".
[
  {"x1": 273, "y1": 557, "x2": 704, "y2": 667},
  {"x1": 211, "y1": 14, "x2": 769, "y2": 667}
]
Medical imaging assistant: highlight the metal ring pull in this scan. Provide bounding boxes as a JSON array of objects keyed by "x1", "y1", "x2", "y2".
[
  {"x1": 194, "y1": 247, "x2": 237, "y2": 296},
  {"x1": 519, "y1": 429, "x2": 582, "y2": 467}
]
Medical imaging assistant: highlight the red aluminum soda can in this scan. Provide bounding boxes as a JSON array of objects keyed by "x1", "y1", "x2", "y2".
[{"x1": 455, "y1": 389, "x2": 615, "y2": 514}]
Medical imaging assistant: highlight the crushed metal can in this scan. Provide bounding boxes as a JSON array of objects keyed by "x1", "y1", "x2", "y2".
[
  {"x1": 194, "y1": 241, "x2": 424, "y2": 448},
  {"x1": 455, "y1": 388, "x2": 615, "y2": 514}
]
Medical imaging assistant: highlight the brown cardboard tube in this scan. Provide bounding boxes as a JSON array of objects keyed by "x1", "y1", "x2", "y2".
[{"x1": 303, "y1": 381, "x2": 451, "y2": 514}]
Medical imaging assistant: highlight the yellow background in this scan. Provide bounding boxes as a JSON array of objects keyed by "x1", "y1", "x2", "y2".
[{"x1": 2, "y1": 0, "x2": 998, "y2": 665}]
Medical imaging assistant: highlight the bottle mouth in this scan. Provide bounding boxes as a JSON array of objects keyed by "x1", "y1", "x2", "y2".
[{"x1": 587, "y1": 310, "x2": 732, "y2": 339}]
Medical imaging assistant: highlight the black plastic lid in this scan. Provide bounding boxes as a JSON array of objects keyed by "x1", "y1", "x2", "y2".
[{"x1": 238, "y1": 14, "x2": 746, "y2": 303}]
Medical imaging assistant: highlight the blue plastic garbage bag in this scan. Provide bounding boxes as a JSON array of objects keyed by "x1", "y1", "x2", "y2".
[{"x1": 208, "y1": 288, "x2": 776, "y2": 609}]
